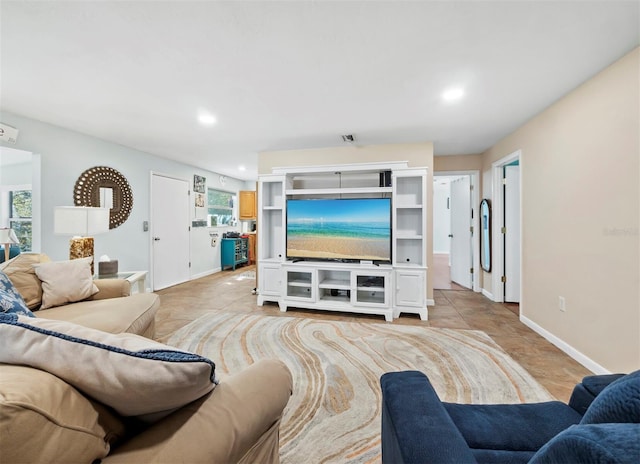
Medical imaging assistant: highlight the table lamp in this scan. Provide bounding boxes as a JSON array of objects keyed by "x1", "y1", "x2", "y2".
[
  {"x1": 0, "y1": 228, "x2": 19, "y2": 262},
  {"x1": 54, "y1": 206, "x2": 110, "y2": 273}
]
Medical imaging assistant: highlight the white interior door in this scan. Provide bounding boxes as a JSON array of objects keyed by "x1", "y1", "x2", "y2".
[
  {"x1": 151, "y1": 174, "x2": 190, "y2": 290},
  {"x1": 450, "y1": 176, "x2": 472, "y2": 289},
  {"x1": 432, "y1": 179, "x2": 452, "y2": 254},
  {"x1": 504, "y1": 165, "x2": 520, "y2": 302}
]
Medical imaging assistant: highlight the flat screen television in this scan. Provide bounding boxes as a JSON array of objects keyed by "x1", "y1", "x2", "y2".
[{"x1": 286, "y1": 198, "x2": 391, "y2": 262}]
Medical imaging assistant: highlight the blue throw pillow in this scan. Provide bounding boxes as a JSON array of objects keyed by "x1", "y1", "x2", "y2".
[
  {"x1": 0, "y1": 270, "x2": 34, "y2": 317},
  {"x1": 581, "y1": 370, "x2": 640, "y2": 424}
]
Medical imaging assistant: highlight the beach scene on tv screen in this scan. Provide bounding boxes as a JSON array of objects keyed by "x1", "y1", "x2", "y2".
[{"x1": 287, "y1": 198, "x2": 391, "y2": 261}]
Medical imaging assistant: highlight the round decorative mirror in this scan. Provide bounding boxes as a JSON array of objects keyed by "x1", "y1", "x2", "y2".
[
  {"x1": 480, "y1": 199, "x2": 491, "y2": 272},
  {"x1": 73, "y1": 166, "x2": 133, "y2": 229}
]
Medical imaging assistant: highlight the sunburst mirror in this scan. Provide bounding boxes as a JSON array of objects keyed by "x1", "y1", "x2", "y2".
[{"x1": 73, "y1": 166, "x2": 133, "y2": 229}]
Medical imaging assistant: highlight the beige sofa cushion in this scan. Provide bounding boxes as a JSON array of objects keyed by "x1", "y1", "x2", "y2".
[
  {"x1": 35, "y1": 257, "x2": 99, "y2": 309},
  {"x1": 104, "y1": 359, "x2": 293, "y2": 464},
  {"x1": 0, "y1": 363, "x2": 126, "y2": 464},
  {"x1": 0, "y1": 252, "x2": 50, "y2": 309},
  {"x1": 38, "y1": 292, "x2": 159, "y2": 336},
  {"x1": 0, "y1": 314, "x2": 217, "y2": 419},
  {"x1": 91, "y1": 278, "x2": 131, "y2": 300}
]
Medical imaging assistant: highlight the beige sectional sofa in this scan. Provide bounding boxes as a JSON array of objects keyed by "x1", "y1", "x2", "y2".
[
  {"x1": 0, "y1": 253, "x2": 159, "y2": 335},
  {"x1": 37, "y1": 278, "x2": 159, "y2": 337},
  {"x1": 0, "y1": 254, "x2": 293, "y2": 463}
]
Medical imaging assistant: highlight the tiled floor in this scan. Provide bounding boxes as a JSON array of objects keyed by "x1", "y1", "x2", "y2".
[
  {"x1": 155, "y1": 265, "x2": 592, "y2": 402},
  {"x1": 432, "y1": 253, "x2": 468, "y2": 290}
]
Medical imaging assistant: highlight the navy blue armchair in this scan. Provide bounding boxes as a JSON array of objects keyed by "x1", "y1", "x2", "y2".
[{"x1": 380, "y1": 370, "x2": 639, "y2": 464}]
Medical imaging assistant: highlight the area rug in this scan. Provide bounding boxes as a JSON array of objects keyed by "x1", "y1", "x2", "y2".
[
  {"x1": 167, "y1": 312, "x2": 553, "y2": 463},
  {"x1": 236, "y1": 269, "x2": 256, "y2": 280}
]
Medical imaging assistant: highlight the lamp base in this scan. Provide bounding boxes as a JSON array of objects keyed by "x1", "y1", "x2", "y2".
[{"x1": 69, "y1": 237, "x2": 94, "y2": 274}]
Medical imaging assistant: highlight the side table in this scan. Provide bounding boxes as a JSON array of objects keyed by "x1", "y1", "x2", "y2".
[{"x1": 95, "y1": 271, "x2": 148, "y2": 293}]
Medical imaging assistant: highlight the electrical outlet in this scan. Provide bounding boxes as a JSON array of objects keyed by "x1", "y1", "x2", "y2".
[{"x1": 559, "y1": 296, "x2": 566, "y2": 312}]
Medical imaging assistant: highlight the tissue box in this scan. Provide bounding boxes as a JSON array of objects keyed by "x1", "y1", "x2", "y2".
[{"x1": 98, "y1": 260, "x2": 119, "y2": 276}]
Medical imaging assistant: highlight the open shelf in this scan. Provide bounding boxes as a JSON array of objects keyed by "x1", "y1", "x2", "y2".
[
  {"x1": 318, "y1": 269, "x2": 350, "y2": 289},
  {"x1": 394, "y1": 176, "x2": 423, "y2": 206},
  {"x1": 286, "y1": 187, "x2": 392, "y2": 196}
]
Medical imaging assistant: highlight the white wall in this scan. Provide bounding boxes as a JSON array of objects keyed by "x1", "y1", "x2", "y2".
[
  {"x1": 432, "y1": 180, "x2": 451, "y2": 254},
  {"x1": 1, "y1": 161, "x2": 31, "y2": 185},
  {"x1": 0, "y1": 111, "x2": 247, "y2": 282},
  {"x1": 481, "y1": 47, "x2": 639, "y2": 373}
]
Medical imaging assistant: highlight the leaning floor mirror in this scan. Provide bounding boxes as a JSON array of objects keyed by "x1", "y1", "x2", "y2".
[{"x1": 480, "y1": 199, "x2": 491, "y2": 272}]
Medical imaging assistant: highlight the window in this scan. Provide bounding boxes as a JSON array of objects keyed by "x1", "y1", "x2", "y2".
[
  {"x1": 207, "y1": 188, "x2": 237, "y2": 226},
  {"x1": 7, "y1": 188, "x2": 32, "y2": 251}
]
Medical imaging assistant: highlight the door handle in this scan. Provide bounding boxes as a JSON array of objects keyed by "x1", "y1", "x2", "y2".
[{"x1": 154, "y1": 237, "x2": 161, "y2": 241}]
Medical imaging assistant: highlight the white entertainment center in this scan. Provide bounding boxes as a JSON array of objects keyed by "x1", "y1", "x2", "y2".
[{"x1": 257, "y1": 162, "x2": 427, "y2": 322}]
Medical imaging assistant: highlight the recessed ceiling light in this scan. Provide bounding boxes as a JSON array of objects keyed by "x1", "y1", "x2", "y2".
[
  {"x1": 197, "y1": 111, "x2": 217, "y2": 126},
  {"x1": 238, "y1": 165, "x2": 246, "y2": 171},
  {"x1": 442, "y1": 87, "x2": 465, "y2": 102}
]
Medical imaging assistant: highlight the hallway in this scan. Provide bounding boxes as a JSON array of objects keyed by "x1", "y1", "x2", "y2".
[{"x1": 432, "y1": 253, "x2": 468, "y2": 290}]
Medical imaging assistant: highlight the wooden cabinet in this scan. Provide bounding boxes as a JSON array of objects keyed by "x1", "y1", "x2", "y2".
[
  {"x1": 239, "y1": 190, "x2": 256, "y2": 220},
  {"x1": 247, "y1": 233, "x2": 256, "y2": 264},
  {"x1": 221, "y1": 237, "x2": 248, "y2": 271}
]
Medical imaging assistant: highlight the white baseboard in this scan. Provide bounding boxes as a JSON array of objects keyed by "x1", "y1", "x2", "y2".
[
  {"x1": 190, "y1": 268, "x2": 220, "y2": 280},
  {"x1": 427, "y1": 298, "x2": 435, "y2": 307},
  {"x1": 482, "y1": 288, "x2": 495, "y2": 301},
  {"x1": 520, "y1": 315, "x2": 610, "y2": 375}
]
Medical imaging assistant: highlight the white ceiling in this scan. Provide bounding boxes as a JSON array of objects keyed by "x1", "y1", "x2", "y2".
[{"x1": 1, "y1": 1, "x2": 638, "y2": 181}]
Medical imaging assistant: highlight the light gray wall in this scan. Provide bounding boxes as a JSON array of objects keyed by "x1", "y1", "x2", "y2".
[
  {"x1": 1, "y1": 161, "x2": 31, "y2": 185},
  {"x1": 0, "y1": 111, "x2": 252, "y2": 282}
]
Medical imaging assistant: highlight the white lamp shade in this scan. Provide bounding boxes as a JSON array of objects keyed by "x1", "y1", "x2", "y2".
[
  {"x1": 54, "y1": 207, "x2": 110, "y2": 236},
  {"x1": 0, "y1": 228, "x2": 19, "y2": 244}
]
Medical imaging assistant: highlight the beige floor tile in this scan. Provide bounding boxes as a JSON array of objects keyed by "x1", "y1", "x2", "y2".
[{"x1": 155, "y1": 265, "x2": 592, "y2": 402}]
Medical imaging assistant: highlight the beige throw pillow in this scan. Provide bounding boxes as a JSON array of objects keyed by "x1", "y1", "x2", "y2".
[
  {"x1": 34, "y1": 257, "x2": 99, "y2": 309},
  {"x1": 0, "y1": 253, "x2": 51, "y2": 309}
]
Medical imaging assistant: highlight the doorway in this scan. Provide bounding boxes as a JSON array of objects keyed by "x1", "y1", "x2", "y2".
[
  {"x1": 432, "y1": 172, "x2": 480, "y2": 291},
  {"x1": 0, "y1": 147, "x2": 40, "y2": 253},
  {"x1": 491, "y1": 151, "x2": 522, "y2": 305},
  {"x1": 150, "y1": 173, "x2": 190, "y2": 290}
]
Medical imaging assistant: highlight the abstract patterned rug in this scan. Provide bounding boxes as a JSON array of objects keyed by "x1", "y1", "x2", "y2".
[{"x1": 167, "y1": 312, "x2": 552, "y2": 463}]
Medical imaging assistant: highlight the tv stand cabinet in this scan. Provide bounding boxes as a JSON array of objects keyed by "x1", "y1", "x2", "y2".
[
  {"x1": 280, "y1": 261, "x2": 393, "y2": 321},
  {"x1": 257, "y1": 162, "x2": 428, "y2": 322}
]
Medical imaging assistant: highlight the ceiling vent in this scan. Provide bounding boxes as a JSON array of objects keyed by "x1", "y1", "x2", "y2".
[{"x1": 341, "y1": 134, "x2": 355, "y2": 143}]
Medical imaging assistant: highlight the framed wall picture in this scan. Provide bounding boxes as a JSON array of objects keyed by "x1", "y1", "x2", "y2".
[
  {"x1": 195, "y1": 193, "x2": 205, "y2": 208},
  {"x1": 193, "y1": 175, "x2": 206, "y2": 193}
]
